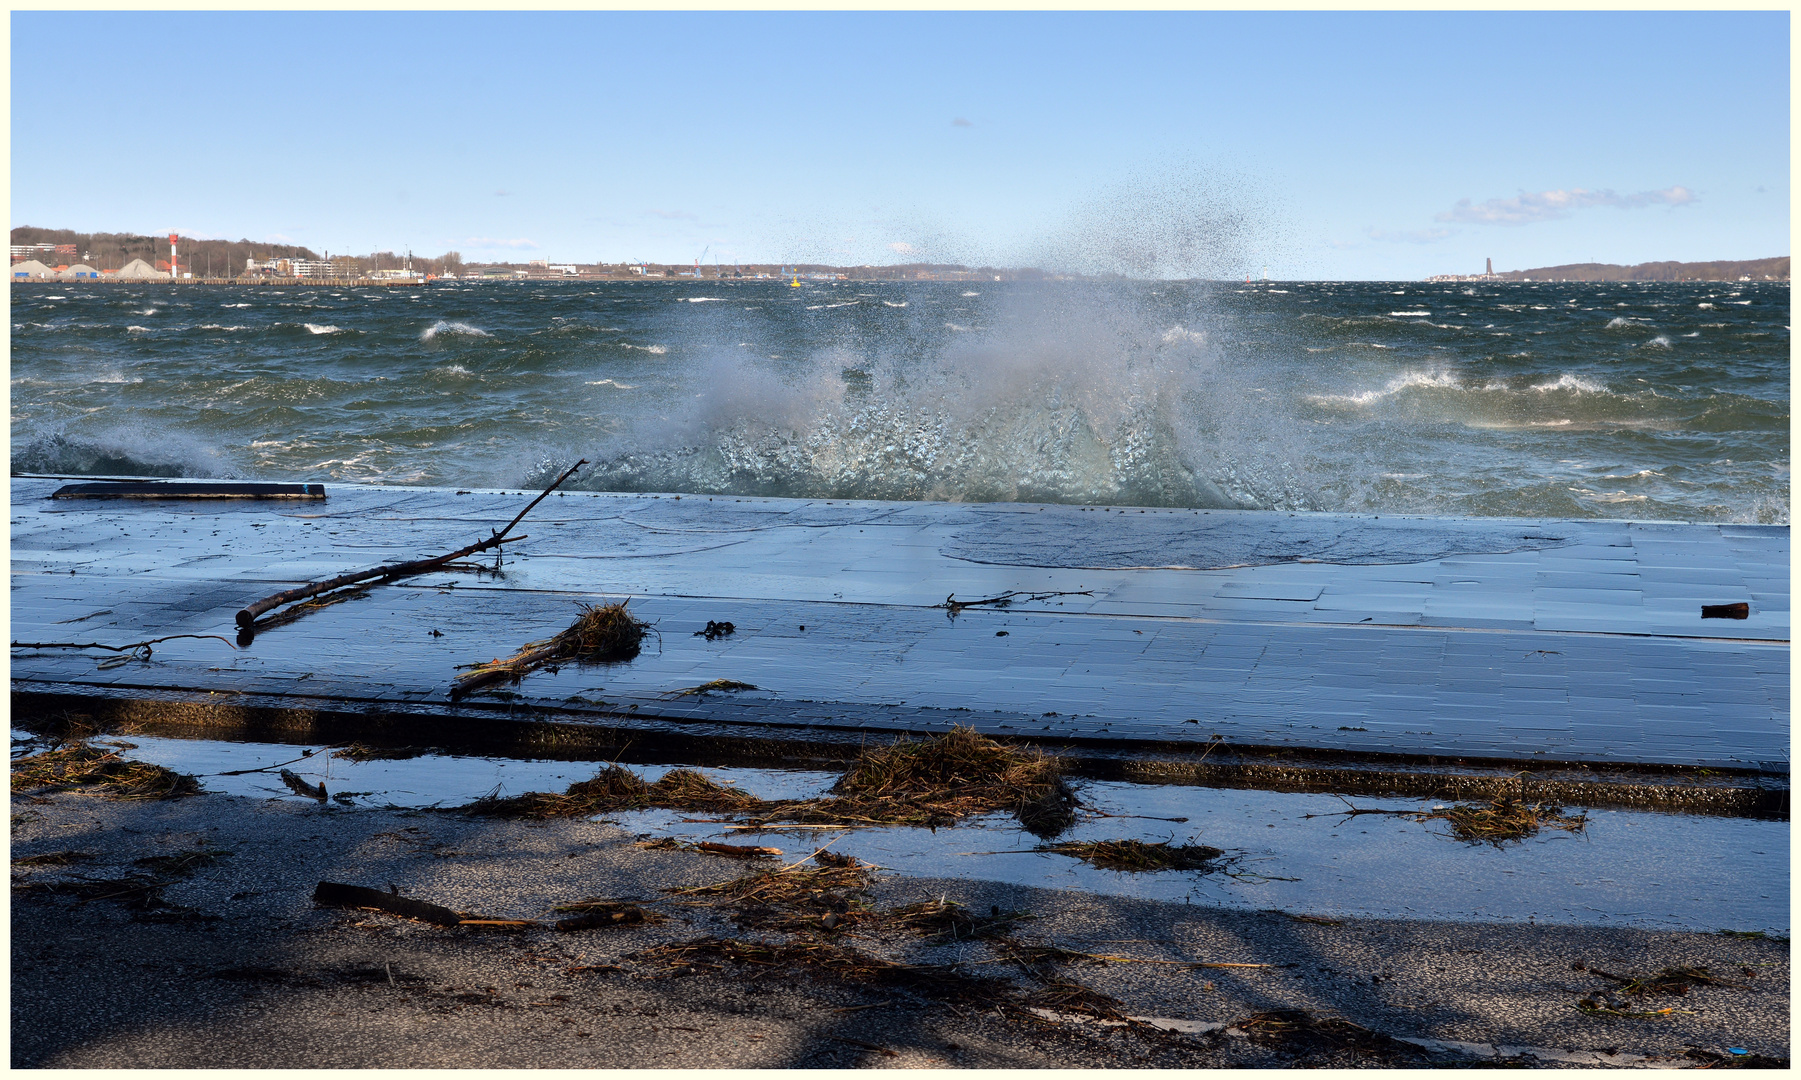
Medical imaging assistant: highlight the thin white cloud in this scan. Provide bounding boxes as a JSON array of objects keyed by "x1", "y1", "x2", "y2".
[
  {"x1": 464, "y1": 237, "x2": 539, "y2": 249},
  {"x1": 888, "y1": 242, "x2": 916, "y2": 254},
  {"x1": 952, "y1": 117, "x2": 973, "y2": 127},
  {"x1": 494, "y1": 189, "x2": 512, "y2": 197},
  {"x1": 1438, "y1": 186, "x2": 1696, "y2": 226},
  {"x1": 1368, "y1": 227, "x2": 1454, "y2": 244}
]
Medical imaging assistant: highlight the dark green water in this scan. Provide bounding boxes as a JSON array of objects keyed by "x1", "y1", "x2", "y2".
[{"x1": 9, "y1": 278, "x2": 1788, "y2": 522}]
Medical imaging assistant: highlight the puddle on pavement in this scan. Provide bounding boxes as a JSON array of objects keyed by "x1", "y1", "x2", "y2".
[{"x1": 17, "y1": 730, "x2": 1787, "y2": 936}]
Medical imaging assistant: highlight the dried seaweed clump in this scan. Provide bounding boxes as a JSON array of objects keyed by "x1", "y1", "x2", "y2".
[
  {"x1": 751, "y1": 726, "x2": 1075, "y2": 831},
  {"x1": 1420, "y1": 799, "x2": 1587, "y2": 847},
  {"x1": 1041, "y1": 839, "x2": 1224, "y2": 872},
  {"x1": 11, "y1": 743, "x2": 201, "y2": 800},
  {"x1": 646, "y1": 769, "x2": 759, "y2": 812},
  {"x1": 463, "y1": 764, "x2": 650, "y2": 819},
  {"x1": 670, "y1": 862, "x2": 875, "y2": 931},
  {"x1": 876, "y1": 898, "x2": 1036, "y2": 942},
  {"x1": 453, "y1": 601, "x2": 651, "y2": 698}
]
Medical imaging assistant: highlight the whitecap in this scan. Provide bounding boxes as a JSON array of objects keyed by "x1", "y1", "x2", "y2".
[
  {"x1": 126, "y1": 325, "x2": 153, "y2": 334},
  {"x1": 621, "y1": 343, "x2": 668, "y2": 355},
  {"x1": 1641, "y1": 336, "x2": 1673, "y2": 349},
  {"x1": 438, "y1": 365, "x2": 473, "y2": 376},
  {"x1": 1310, "y1": 369, "x2": 1462, "y2": 406},
  {"x1": 198, "y1": 324, "x2": 252, "y2": 331},
  {"x1": 684, "y1": 297, "x2": 727, "y2": 303},
  {"x1": 586, "y1": 379, "x2": 638, "y2": 389},
  {"x1": 1160, "y1": 326, "x2": 1207, "y2": 346},
  {"x1": 221, "y1": 303, "x2": 253, "y2": 308},
  {"x1": 1604, "y1": 316, "x2": 1641, "y2": 329},
  {"x1": 961, "y1": 291, "x2": 980, "y2": 297},
  {"x1": 882, "y1": 301, "x2": 908, "y2": 307},
  {"x1": 1530, "y1": 373, "x2": 1608, "y2": 393},
  {"x1": 421, "y1": 320, "x2": 491, "y2": 341},
  {"x1": 304, "y1": 323, "x2": 344, "y2": 335},
  {"x1": 944, "y1": 322, "x2": 972, "y2": 332},
  {"x1": 1389, "y1": 311, "x2": 1431, "y2": 317},
  {"x1": 43, "y1": 295, "x2": 66, "y2": 300}
]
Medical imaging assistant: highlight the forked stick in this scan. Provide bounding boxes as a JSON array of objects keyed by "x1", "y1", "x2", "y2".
[{"x1": 235, "y1": 460, "x2": 586, "y2": 630}]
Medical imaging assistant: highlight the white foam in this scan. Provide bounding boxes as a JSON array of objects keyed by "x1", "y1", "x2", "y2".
[
  {"x1": 586, "y1": 379, "x2": 638, "y2": 389},
  {"x1": 1389, "y1": 311, "x2": 1430, "y2": 317},
  {"x1": 304, "y1": 323, "x2": 344, "y2": 335},
  {"x1": 944, "y1": 322, "x2": 972, "y2": 332},
  {"x1": 198, "y1": 324, "x2": 252, "y2": 332},
  {"x1": 1530, "y1": 373, "x2": 1607, "y2": 394},
  {"x1": 1160, "y1": 326, "x2": 1207, "y2": 346},
  {"x1": 221, "y1": 303, "x2": 253, "y2": 308},
  {"x1": 684, "y1": 297, "x2": 727, "y2": 303},
  {"x1": 421, "y1": 320, "x2": 491, "y2": 341},
  {"x1": 1641, "y1": 335, "x2": 1673, "y2": 349},
  {"x1": 883, "y1": 301, "x2": 908, "y2": 308},
  {"x1": 621, "y1": 344, "x2": 668, "y2": 355},
  {"x1": 438, "y1": 365, "x2": 473, "y2": 376},
  {"x1": 961, "y1": 291, "x2": 980, "y2": 297},
  {"x1": 126, "y1": 325, "x2": 153, "y2": 334},
  {"x1": 1310, "y1": 369, "x2": 1462, "y2": 407}
]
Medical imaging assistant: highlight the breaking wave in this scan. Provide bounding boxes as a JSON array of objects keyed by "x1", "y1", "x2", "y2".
[
  {"x1": 421, "y1": 320, "x2": 491, "y2": 341},
  {"x1": 560, "y1": 288, "x2": 1314, "y2": 510}
]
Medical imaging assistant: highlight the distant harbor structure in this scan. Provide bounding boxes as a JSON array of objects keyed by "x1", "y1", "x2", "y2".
[{"x1": 1426, "y1": 257, "x2": 1500, "y2": 283}]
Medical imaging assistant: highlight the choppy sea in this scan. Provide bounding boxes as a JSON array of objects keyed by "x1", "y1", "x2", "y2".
[{"x1": 9, "y1": 278, "x2": 1788, "y2": 523}]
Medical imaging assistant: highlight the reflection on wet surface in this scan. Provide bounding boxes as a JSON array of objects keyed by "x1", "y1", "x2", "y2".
[{"x1": 27, "y1": 730, "x2": 1785, "y2": 937}]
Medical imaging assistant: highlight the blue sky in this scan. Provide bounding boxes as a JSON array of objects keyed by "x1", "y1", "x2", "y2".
[{"x1": 11, "y1": 11, "x2": 1789, "y2": 279}]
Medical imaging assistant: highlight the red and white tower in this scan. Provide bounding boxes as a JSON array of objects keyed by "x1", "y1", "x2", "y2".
[{"x1": 169, "y1": 233, "x2": 179, "y2": 278}]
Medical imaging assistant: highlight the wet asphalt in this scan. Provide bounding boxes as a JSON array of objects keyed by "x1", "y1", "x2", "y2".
[{"x1": 11, "y1": 791, "x2": 1789, "y2": 1069}]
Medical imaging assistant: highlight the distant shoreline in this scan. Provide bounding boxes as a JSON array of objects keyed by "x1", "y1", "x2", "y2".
[{"x1": 1429, "y1": 255, "x2": 1788, "y2": 283}]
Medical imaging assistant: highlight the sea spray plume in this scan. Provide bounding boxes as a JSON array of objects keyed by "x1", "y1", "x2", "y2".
[{"x1": 564, "y1": 281, "x2": 1319, "y2": 510}]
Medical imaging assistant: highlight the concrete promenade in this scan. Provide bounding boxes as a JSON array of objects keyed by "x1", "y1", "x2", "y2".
[{"x1": 8, "y1": 477, "x2": 1789, "y2": 775}]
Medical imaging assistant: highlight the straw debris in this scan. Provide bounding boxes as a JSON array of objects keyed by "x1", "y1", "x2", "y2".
[
  {"x1": 646, "y1": 769, "x2": 759, "y2": 812},
  {"x1": 452, "y1": 601, "x2": 651, "y2": 698},
  {"x1": 462, "y1": 764, "x2": 650, "y2": 819},
  {"x1": 747, "y1": 727, "x2": 1077, "y2": 833},
  {"x1": 1041, "y1": 839, "x2": 1224, "y2": 872},
  {"x1": 875, "y1": 898, "x2": 1036, "y2": 942},
  {"x1": 1418, "y1": 798, "x2": 1587, "y2": 847},
  {"x1": 11, "y1": 742, "x2": 201, "y2": 800}
]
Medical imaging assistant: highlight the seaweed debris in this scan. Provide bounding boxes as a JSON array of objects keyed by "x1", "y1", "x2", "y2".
[
  {"x1": 11, "y1": 850, "x2": 93, "y2": 867},
  {"x1": 552, "y1": 899, "x2": 664, "y2": 932},
  {"x1": 11, "y1": 742, "x2": 201, "y2": 800},
  {"x1": 16, "y1": 846, "x2": 228, "y2": 922},
  {"x1": 669, "y1": 862, "x2": 875, "y2": 932},
  {"x1": 462, "y1": 764, "x2": 651, "y2": 819},
  {"x1": 1040, "y1": 839, "x2": 1224, "y2": 872},
  {"x1": 1420, "y1": 799, "x2": 1587, "y2": 847},
  {"x1": 1231, "y1": 1009, "x2": 1424, "y2": 1063},
  {"x1": 874, "y1": 898, "x2": 1036, "y2": 943},
  {"x1": 647, "y1": 769, "x2": 761, "y2": 811},
  {"x1": 635, "y1": 936, "x2": 1010, "y2": 1004},
  {"x1": 1575, "y1": 964, "x2": 1743, "y2": 1018},
  {"x1": 452, "y1": 601, "x2": 652, "y2": 698},
  {"x1": 667, "y1": 679, "x2": 759, "y2": 697},
  {"x1": 695, "y1": 621, "x2": 736, "y2": 640},
  {"x1": 332, "y1": 743, "x2": 430, "y2": 762},
  {"x1": 746, "y1": 726, "x2": 1077, "y2": 833}
]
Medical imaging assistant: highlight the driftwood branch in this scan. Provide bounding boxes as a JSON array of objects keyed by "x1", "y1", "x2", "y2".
[
  {"x1": 11, "y1": 634, "x2": 237, "y2": 655},
  {"x1": 236, "y1": 460, "x2": 587, "y2": 629},
  {"x1": 940, "y1": 590, "x2": 1094, "y2": 616}
]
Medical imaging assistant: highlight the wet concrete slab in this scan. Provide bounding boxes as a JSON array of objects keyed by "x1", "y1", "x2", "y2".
[{"x1": 9, "y1": 477, "x2": 1789, "y2": 774}]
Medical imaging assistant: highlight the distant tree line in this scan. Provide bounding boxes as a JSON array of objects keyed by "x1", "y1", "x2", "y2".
[{"x1": 1495, "y1": 256, "x2": 1789, "y2": 282}]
